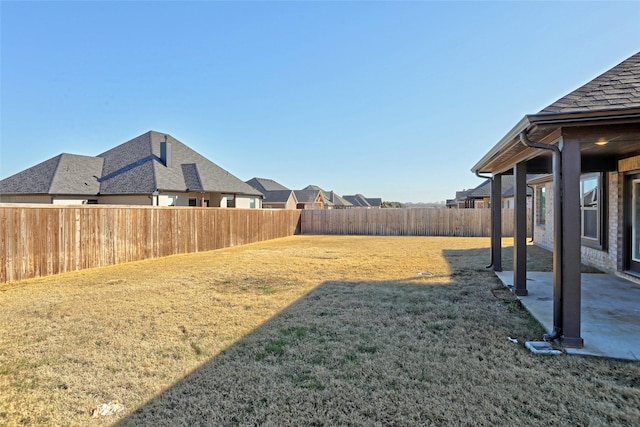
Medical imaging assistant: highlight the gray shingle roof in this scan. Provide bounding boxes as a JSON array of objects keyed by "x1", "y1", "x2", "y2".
[
  {"x1": 1, "y1": 131, "x2": 262, "y2": 197},
  {"x1": 365, "y1": 197, "x2": 382, "y2": 207},
  {"x1": 343, "y1": 194, "x2": 371, "y2": 207},
  {"x1": 0, "y1": 153, "x2": 103, "y2": 195},
  {"x1": 327, "y1": 191, "x2": 352, "y2": 207},
  {"x1": 99, "y1": 131, "x2": 262, "y2": 196},
  {"x1": 262, "y1": 190, "x2": 295, "y2": 204},
  {"x1": 541, "y1": 52, "x2": 640, "y2": 114},
  {"x1": 181, "y1": 164, "x2": 203, "y2": 191},
  {"x1": 245, "y1": 178, "x2": 293, "y2": 204},
  {"x1": 293, "y1": 189, "x2": 322, "y2": 204},
  {"x1": 466, "y1": 176, "x2": 534, "y2": 199},
  {"x1": 301, "y1": 185, "x2": 353, "y2": 207},
  {"x1": 245, "y1": 177, "x2": 290, "y2": 192}
]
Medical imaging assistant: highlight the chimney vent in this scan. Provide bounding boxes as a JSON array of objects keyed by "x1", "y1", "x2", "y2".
[{"x1": 160, "y1": 135, "x2": 172, "y2": 168}]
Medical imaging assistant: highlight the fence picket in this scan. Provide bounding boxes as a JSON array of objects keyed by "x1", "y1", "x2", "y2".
[
  {"x1": 300, "y1": 208, "x2": 531, "y2": 238},
  {"x1": 0, "y1": 205, "x2": 302, "y2": 284},
  {"x1": 1, "y1": 205, "x2": 531, "y2": 284}
]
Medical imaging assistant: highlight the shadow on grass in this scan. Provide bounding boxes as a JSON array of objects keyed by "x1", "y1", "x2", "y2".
[{"x1": 115, "y1": 247, "x2": 558, "y2": 426}]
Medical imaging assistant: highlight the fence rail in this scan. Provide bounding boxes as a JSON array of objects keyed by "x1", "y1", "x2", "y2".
[
  {"x1": 0, "y1": 205, "x2": 301, "y2": 284},
  {"x1": 300, "y1": 208, "x2": 531, "y2": 237}
]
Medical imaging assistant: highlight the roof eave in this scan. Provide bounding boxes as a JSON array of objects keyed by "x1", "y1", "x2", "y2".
[
  {"x1": 471, "y1": 116, "x2": 531, "y2": 174},
  {"x1": 527, "y1": 107, "x2": 640, "y2": 127},
  {"x1": 472, "y1": 107, "x2": 640, "y2": 175}
]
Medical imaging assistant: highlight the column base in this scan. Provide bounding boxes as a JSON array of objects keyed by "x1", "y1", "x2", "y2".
[{"x1": 561, "y1": 336, "x2": 584, "y2": 348}]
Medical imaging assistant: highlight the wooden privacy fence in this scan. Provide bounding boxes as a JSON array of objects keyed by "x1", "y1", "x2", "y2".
[
  {"x1": 301, "y1": 208, "x2": 532, "y2": 237},
  {"x1": 0, "y1": 205, "x2": 301, "y2": 284}
]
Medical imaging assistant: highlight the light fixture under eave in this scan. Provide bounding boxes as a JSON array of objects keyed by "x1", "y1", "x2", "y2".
[{"x1": 595, "y1": 138, "x2": 609, "y2": 146}]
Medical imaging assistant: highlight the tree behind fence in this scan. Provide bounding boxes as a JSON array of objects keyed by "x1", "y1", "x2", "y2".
[
  {"x1": 300, "y1": 208, "x2": 531, "y2": 237},
  {"x1": 0, "y1": 205, "x2": 301, "y2": 284}
]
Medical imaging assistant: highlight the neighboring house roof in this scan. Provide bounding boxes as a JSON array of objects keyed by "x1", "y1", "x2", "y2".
[
  {"x1": 1, "y1": 131, "x2": 263, "y2": 197},
  {"x1": 302, "y1": 185, "x2": 352, "y2": 208},
  {"x1": 343, "y1": 194, "x2": 371, "y2": 207},
  {"x1": 99, "y1": 131, "x2": 262, "y2": 196},
  {"x1": 446, "y1": 189, "x2": 472, "y2": 207},
  {"x1": 0, "y1": 153, "x2": 103, "y2": 195},
  {"x1": 454, "y1": 176, "x2": 536, "y2": 202},
  {"x1": 245, "y1": 178, "x2": 294, "y2": 205},
  {"x1": 541, "y1": 53, "x2": 640, "y2": 114},
  {"x1": 293, "y1": 189, "x2": 323, "y2": 204},
  {"x1": 366, "y1": 197, "x2": 382, "y2": 207},
  {"x1": 327, "y1": 191, "x2": 352, "y2": 207},
  {"x1": 262, "y1": 190, "x2": 297, "y2": 204},
  {"x1": 181, "y1": 164, "x2": 204, "y2": 192},
  {"x1": 469, "y1": 176, "x2": 534, "y2": 198},
  {"x1": 245, "y1": 177, "x2": 290, "y2": 193}
]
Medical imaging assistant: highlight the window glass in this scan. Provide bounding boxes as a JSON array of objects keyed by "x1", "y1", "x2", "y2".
[
  {"x1": 580, "y1": 174, "x2": 601, "y2": 242},
  {"x1": 188, "y1": 198, "x2": 197, "y2": 206}
]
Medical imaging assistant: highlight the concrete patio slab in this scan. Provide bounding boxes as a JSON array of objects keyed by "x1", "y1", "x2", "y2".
[{"x1": 495, "y1": 271, "x2": 640, "y2": 361}]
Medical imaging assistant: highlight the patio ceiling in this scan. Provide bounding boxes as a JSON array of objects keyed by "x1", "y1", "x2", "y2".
[{"x1": 472, "y1": 108, "x2": 640, "y2": 175}]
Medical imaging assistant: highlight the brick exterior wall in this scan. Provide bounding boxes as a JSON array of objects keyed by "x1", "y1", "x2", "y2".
[
  {"x1": 533, "y1": 172, "x2": 620, "y2": 273},
  {"x1": 581, "y1": 172, "x2": 618, "y2": 272},
  {"x1": 532, "y1": 181, "x2": 554, "y2": 251}
]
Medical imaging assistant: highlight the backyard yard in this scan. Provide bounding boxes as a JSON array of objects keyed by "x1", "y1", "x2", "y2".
[{"x1": 0, "y1": 236, "x2": 638, "y2": 426}]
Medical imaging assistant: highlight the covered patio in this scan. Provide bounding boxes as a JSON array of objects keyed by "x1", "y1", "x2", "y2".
[
  {"x1": 472, "y1": 52, "x2": 640, "y2": 350},
  {"x1": 496, "y1": 271, "x2": 640, "y2": 360}
]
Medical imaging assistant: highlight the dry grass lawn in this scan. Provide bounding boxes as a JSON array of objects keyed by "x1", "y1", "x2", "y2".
[{"x1": 0, "y1": 236, "x2": 638, "y2": 426}]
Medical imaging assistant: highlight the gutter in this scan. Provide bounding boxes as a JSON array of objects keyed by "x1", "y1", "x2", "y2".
[
  {"x1": 471, "y1": 116, "x2": 531, "y2": 174},
  {"x1": 519, "y1": 130, "x2": 562, "y2": 342},
  {"x1": 527, "y1": 107, "x2": 640, "y2": 126},
  {"x1": 472, "y1": 107, "x2": 640, "y2": 175}
]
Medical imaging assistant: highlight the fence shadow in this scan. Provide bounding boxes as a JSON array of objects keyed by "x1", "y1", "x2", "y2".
[{"x1": 115, "y1": 247, "x2": 544, "y2": 426}]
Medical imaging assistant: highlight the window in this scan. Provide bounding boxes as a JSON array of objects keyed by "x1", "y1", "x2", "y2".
[
  {"x1": 580, "y1": 173, "x2": 605, "y2": 248},
  {"x1": 226, "y1": 195, "x2": 235, "y2": 208},
  {"x1": 188, "y1": 198, "x2": 197, "y2": 206},
  {"x1": 536, "y1": 187, "x2": 546, "y2": 226},
  {"x1": 250, "y1": 198, "x2": 256, "y2": 209}
]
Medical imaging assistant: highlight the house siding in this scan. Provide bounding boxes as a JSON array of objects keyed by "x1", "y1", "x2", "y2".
[
  {"x1": 263, "y1": 195, "x2": 297, "y2": 210},
  {"x1": 99, "y1": 195, "x2": 153, "y2": 205},
  {"x1": 52, "y1": 197, "x2": 94, "y2": 205},
  {"x1": 0, "y1": 195, "x2": 52, "y2": 204},
  {"x1": 235, "y1": 196, "x2": 261, "y2": 209}
]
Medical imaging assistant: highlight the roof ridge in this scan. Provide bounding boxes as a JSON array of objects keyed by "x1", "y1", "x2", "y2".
[{"x1": 47, "y1": 154, "x2": 65, "y2": 193}]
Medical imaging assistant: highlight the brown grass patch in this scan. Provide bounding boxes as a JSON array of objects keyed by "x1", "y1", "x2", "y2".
[{"x1": 0, "y1": 236, "x2": 638, "y2": 426}]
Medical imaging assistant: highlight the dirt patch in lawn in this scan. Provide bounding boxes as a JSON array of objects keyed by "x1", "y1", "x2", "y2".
[{"x1": 0, "y1": 236, "x2": 638, "y2": 426}]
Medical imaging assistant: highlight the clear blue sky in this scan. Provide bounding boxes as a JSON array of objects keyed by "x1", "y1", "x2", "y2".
[{"x1": 1, "y1": 1, "x2": 639, "y2": 203}]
